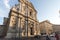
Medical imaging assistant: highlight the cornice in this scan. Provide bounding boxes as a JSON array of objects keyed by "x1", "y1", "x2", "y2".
[{"x1": 10, "y1": 9, "x2": 38, "y2": 22}]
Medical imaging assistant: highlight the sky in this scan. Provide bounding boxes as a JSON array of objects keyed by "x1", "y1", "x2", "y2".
[{"x1": 0, "y1": 0, "x2": 60, "y2": 25}]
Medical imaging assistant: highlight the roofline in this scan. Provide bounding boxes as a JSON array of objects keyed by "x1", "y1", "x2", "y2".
[{"x1": 40, "y1": 20, "x2": 53, "y2": 25}]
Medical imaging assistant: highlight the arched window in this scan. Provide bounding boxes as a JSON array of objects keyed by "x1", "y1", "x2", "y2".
[
  {"x1": 29, "y1": 9, "x2": 33, "y2": 18},
  {"x1": 30, "y1": 12, "x2": 32, "y2": 16}
]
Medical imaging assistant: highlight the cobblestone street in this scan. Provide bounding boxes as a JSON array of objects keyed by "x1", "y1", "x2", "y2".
[{"x1": 1, "y1": 35, "x2": 60, "y2": 40}]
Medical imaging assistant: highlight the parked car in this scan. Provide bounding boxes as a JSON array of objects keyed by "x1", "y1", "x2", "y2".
[{"x1": 34, "y1": 35, "x2": 41, "y2": 39}]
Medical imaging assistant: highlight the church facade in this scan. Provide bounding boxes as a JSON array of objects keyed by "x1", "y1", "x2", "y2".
[{"x1": 6, "y1": 0, "x2": 40, "y2": 37}]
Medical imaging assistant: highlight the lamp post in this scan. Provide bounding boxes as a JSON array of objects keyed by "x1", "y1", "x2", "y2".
[
  {"x1": 25, "y1": 1, "x2": 28, "y2": 37},
  {"x1": 16, "y1": 4, "x2": 21, "y2": 38}
]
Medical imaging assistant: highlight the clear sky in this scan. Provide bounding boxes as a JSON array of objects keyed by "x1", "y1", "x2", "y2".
[{"x1": 0, "y1": 0, "x2": 60, "y2": 25}]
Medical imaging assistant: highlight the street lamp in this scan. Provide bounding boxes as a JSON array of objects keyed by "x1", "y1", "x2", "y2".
[{"x1": 25, "y1": 0, "x2": 28, "y2": 37}]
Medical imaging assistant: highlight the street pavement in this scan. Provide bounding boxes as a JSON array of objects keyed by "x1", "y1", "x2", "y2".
[{"x1": 0, "y1": 36, "x2": 58, "y2": 40}]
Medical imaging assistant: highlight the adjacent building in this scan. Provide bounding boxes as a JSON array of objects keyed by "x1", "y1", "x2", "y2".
[
  {"x1": 3, "y1": 17, "x2": 8, "y2": 25},
  {"x1": 40, "y1": 20, "x2": 53, "y2": 35},
  {"x1": 53, "y1": 25, "x2": 60, "y2": 33},
  {"x1": 0, "y1": 17, "x2": 9, "y2": 38},
  {"x1": 0, "y1": 25, "x2": 7, "y2": 38}
]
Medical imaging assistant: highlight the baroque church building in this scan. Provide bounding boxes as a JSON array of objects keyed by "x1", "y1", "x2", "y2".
[{"x1": 6, "y1": 0, "x2": 40, "y2": 38}]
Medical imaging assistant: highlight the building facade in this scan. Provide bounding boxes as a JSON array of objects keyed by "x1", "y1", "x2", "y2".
[
  {"x1": 0, "y1": 25, "x2": 7, "y2": 38},
  {"x1": 40, "y1": 20, "x2": 53, "y2": 35},
  {"x1": 6, "y1": 0, "x2": 40, "y2": 38},
  {"x1": 53, "y1": 25, "x2": 60, "y2": 33}
]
